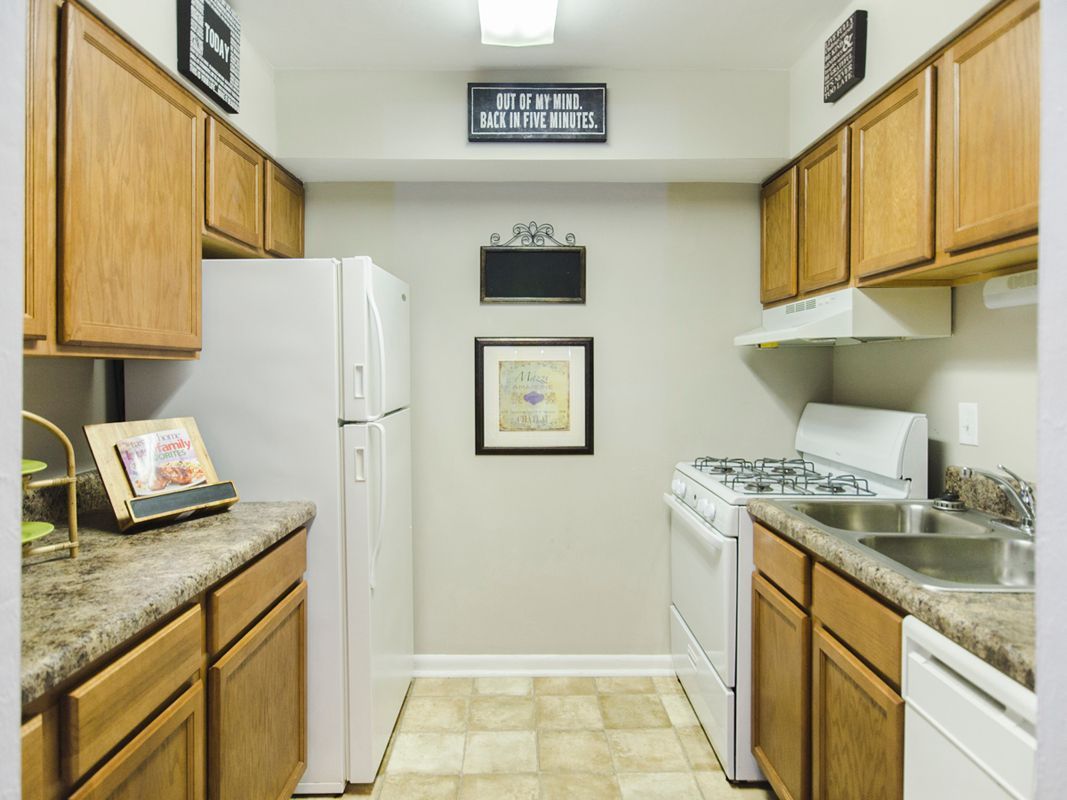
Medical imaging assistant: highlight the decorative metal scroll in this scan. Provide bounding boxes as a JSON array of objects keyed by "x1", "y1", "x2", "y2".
[{"x1": 490, "y1": 221, "x2": 577, "y2": 248}]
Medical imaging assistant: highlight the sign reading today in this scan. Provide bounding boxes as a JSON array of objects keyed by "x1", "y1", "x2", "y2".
[
  {"x1": 178, "y1": 0, "x2": 241, "y2": 113},
  {"x1": 468, "y1": 83, "x2": 607, "y2": 143},
  {"x1": 823, "y1": 10, "x2": 868, "y2": 103}
]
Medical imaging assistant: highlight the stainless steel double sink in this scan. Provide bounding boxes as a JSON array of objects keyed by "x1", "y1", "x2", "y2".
[{"x1": 782, "y1": 501, "x2": 1034, "y2": 592}]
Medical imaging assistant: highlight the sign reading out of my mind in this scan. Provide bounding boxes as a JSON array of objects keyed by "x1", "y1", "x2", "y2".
[
  {"x1": 178, "y1": 0, "x2": 240, "y2": 113},
  {"x1": 468, "y1": 83, "x2": 607, "y2": 143}
]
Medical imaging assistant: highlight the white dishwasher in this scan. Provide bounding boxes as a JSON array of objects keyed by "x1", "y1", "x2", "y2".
[{"x1": 902, "y1": 617, "x2": 1036, "y2": 800}]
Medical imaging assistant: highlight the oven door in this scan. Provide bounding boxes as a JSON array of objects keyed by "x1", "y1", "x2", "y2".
[{"x1": 664, "y1": 493, "x2": 737, "y2": 687}]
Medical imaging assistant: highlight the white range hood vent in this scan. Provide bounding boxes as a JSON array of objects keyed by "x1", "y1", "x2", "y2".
[{"x1": 734, "y1": 287, "x2": 952, "y2": 347}]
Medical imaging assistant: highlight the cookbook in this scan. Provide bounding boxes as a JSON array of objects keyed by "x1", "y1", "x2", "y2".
[{"x1": 116, "y1": 427, "x2": 207, "y2": 496}]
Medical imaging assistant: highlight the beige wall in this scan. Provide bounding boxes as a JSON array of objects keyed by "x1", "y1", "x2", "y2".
[
  {"x1": 84, "y1": 0, "x2": 278, "y2": 152},
  {"x1": 833, "y1": 282, "x2": 1037, "y2": 493},
  {"x1": 307, "y1": 181, "x2": 833, "y2": 655},
  {"x1": 788, "y1": 0, "x2": 998, "y2": 155},
  {"x1": 22, "y1": 359, "x2": 113, "y2": 478}
]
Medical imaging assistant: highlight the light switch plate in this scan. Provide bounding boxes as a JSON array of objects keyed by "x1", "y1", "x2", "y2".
[{"x1": 959, "y1": 402, "x2": 979, "y2": 446}]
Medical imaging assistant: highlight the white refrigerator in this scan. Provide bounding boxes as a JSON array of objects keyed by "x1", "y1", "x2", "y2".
[{"x1": 125, "y1": 256, "x2": 413, "y2": 793}]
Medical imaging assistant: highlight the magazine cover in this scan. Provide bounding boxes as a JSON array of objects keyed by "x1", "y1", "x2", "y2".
[{"x1": 116, "y1": 427, "x2": 208, "y2": 496}]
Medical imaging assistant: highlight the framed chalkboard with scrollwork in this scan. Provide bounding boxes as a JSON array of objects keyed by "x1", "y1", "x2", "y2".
[{"x1": 480, "y1": 222, "x2": 585, "y2": 304}]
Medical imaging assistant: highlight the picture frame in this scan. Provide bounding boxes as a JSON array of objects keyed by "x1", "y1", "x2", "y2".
[{"x1": 475, "y1": 338, "x2": 594, "y2": 455}]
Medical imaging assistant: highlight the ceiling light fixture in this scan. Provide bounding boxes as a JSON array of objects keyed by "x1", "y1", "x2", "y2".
[{"x1": 478, "y1": 0, "x2": 558, "y2": 47}]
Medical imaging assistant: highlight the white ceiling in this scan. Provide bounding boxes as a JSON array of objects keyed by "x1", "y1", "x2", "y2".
[{"x1": 233, "y1": 0, "x2": 855, "y2": 72}]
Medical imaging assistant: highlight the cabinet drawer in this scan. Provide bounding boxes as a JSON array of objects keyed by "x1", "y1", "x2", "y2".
[
  {"x1": 754, "y1": 522, "x2": 811, "y2": 607},
  {"x1": 208, "y1": 528, "x2": 307, "y2": 654},
  {"x1": 70, "y1": 681, "x2": 205, "y2": 800},
  {"x1": 812, "y1": 564, "x2": 903, "y2": 685},
  {"x1": 65, "y1": 606, "x2": 202, "y2": 783}
]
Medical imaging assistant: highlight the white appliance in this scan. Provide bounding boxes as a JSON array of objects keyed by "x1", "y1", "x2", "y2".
[
  {"x1": 733, "y1": 287, "x2": 952, "y2": 347},
  {"x1": 902, "y1": 617, "x2": 1036, "y2": 800},
  {"x1": 125, "y1": 257, "x2": 413, "y2": 793},
  {"x1": 665, "y1": 402, "x2": 928, "y2": 781}
]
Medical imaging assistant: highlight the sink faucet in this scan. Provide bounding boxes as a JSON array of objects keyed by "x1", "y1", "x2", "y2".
[{"x1": 960, "y1": 465, "x2": 1036, "y2": 536}]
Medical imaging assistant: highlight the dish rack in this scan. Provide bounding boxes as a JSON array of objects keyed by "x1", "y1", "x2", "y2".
[{"x1": 22, "y1": 411, "x2": 79, "y2": 560}]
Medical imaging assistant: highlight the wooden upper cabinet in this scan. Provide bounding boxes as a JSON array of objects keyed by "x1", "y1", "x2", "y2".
[
  {"x1": 812, "y1": 625, "x2": 903, "y2": 800},
  {"x1": 59, "y1": 3, "x2": 202, "y2": 351},
  {"x1": 799, "y1": 128, "x2": 850, "y2": 294},
  {"x1": 265, "y1": 162, "x2": 305, "y2": 258},
  {"x1": 206, "y1": 117, "x2": 264, "y2": 250},
  {"x1": 939, "y1": 0, "x2": 1040, "y2": 252},
  {"x1": 761, "y1": 166, "x2": 798, "y2": 304},
  {"x1": 25, "y1": 0, "x2": 58, "y2": 341},
  {"x1": 752, "y1": 573, "x2": 811, "y2": 800},
  {"x1": 851, "y1": 67, "x2": 936, "y2": 279}
]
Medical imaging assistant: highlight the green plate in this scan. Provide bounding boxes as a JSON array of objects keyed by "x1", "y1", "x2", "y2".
[
  {"x1": 22, "y1": 521, "x2": 55, "y2": 545},
  {"x1": 21, "y1": 459, "x2": 47, "y2": 477}
]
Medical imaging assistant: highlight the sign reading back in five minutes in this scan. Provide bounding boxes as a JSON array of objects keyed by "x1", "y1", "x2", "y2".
[
  {"x1": 468, "y1": 83, "x2": 607, "y2": 143},
  {"x1": 178, "y1": 0, "x2": 241, "y2": 113},
  {"x1": 823, "y1": 10, "x2": 868, "y2": 103}
]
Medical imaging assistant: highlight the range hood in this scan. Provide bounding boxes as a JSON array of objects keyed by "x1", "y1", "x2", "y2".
[{"x1": 734, "y1": 287, "x2": 952, "y2": 347}]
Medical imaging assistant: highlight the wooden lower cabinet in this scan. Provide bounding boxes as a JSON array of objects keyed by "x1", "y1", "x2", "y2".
[
  {"x1": 69, "y1": 682, "x2": 205, "y2": 800},
  {"x1": 22, "y1": 715, "x2": 45, "y2": 800},
  {"x1": 752, "y1": 573, "x2": 811, "y2": 800},
  {"x1": 811, "y1": 625, "x2": 904, "y2": 800},
  {"x1": 209, "y1": 581, "x2": 308, "y2": 800}
]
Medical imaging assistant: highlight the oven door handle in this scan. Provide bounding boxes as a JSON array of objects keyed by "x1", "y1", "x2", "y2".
[{"x1": 663, "y1": 493, "x2": 725, "y2": 553}]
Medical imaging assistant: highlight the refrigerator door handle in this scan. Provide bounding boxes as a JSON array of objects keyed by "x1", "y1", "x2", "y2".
[
  {"x1": 368, "y1": 293, "x2": 387, "y2": 420},
  {"x1": 352, "y1": 364, "x2": 365, "y2": 399},
  {"x1": 368, "y1": 421, "x2": 387, "y2": 591},
  {"x1": 353, "y1": 446, "x2": 366, "y2": 482}
]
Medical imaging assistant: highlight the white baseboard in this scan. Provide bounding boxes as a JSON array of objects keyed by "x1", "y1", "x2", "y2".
[{"x1": 413, "y1": 654, "x2": 674, "y2": 677}]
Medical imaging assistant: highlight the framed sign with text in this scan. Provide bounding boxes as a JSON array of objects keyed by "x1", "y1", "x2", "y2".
[
  {"x1": 823, "y1": 10, "x2": 868, "y2": 103},
  {"x1": 475, "y1": 338, "x2": 594, "y2": 455},
  {"x1": 468, "y1": 83, "x2": 607, "y2": 143},
  {"x1": 178, "y1": 0, "x2": 241, "y2": 113}
]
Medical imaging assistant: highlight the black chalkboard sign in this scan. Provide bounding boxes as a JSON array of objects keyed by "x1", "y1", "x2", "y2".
[
  {"x1": 178, "y1": 0, "x2": 241, "y2": 113},
  {"x1": 469, "y1": 83, "x2": 607, "y2": 143},
  {"x1": 481, "y1": 248, "x2": 586, "y2": 303},
  {"x1": 824, "y1": 11, "x2": 868, "y2": 103}
]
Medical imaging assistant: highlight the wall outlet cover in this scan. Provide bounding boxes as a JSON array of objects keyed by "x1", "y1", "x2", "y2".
[{"x1": 959, "y1": 402, "x2": 979, "y2": 446}]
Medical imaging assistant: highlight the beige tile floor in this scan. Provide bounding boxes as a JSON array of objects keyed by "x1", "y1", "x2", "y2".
[{"x1": 300, "y1": 676, "x2": 775, "y2": 800}]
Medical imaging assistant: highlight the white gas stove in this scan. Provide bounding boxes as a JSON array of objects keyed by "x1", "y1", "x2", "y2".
[{"x1": 664, "y1": 403, "x2": 928, "y2": 782}]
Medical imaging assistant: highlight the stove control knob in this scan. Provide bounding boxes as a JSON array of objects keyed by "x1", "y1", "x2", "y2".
[
  {"x1": 696, "y1": 498, "x2": 716, "y2": 521},
  {"x1": 672, "y1": 479, "x2": 687, "y2": 498}
]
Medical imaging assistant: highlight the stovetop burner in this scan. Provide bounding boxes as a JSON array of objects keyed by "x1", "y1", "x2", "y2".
[{"x1": 691, "y1": 456, "x2": 875, "y2": 497}]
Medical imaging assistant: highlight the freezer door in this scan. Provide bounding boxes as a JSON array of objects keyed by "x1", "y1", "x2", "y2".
[
  {"x1": 343, "y1": 409, "x2": 414, "y2": 782},
  {"x1": 341, "y1": 257, "x2": 411, "y2": 421}
]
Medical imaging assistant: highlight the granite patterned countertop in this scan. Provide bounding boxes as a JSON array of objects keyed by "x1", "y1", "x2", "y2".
[
  {"x1": 21, "y1": 501, "x2": 315, "y2": 706},
  {"x1": 748, "y1": 499, "x2": 1035, "y2": 690}
]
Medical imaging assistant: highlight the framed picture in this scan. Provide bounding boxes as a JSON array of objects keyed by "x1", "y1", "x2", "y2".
[{"x1": 475, "y1": 338, "x2": 594, "y2": 455}]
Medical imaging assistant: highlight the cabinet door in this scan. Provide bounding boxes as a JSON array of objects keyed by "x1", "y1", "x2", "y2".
[
  {"x1": 752, "y1": 573, "x2": 811, "y2": 800},
  {"x1": 209, "y1": 581, "x2": 307, "y2": 800},
  {"x1": 206, "y1": 118, "x2": 264, "y2": 249},
  {"x1": 22, "y1": 715, "x2": 45, "y2": 800},
  {"x1": 60, "y1": 3, "x2": 202, "y2": 351},
  {"x1": 939, "y1": 0, "x2": 1040, "y2": 252},
  {"x1": 69, "y1": 682, "x2": 205, "y2": 800},
  {"x1": 761, "y1": 166, "x2": 798, "y2": 304},
  {"x1": 799, "y1": 128, "x2": 850, "y2": 294},
  {"x1": 24, "y1": 0, "x2": 57, "y2": 340},
  {"x1": 851, "y1": 68, "x2": 935, "y2": 278},
  {"x1": 264, "y1": 162, "x2": 305, "y2": 258},
  {"x1": 812, "y1": 626, "x2": 903, "y2": 800}
]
